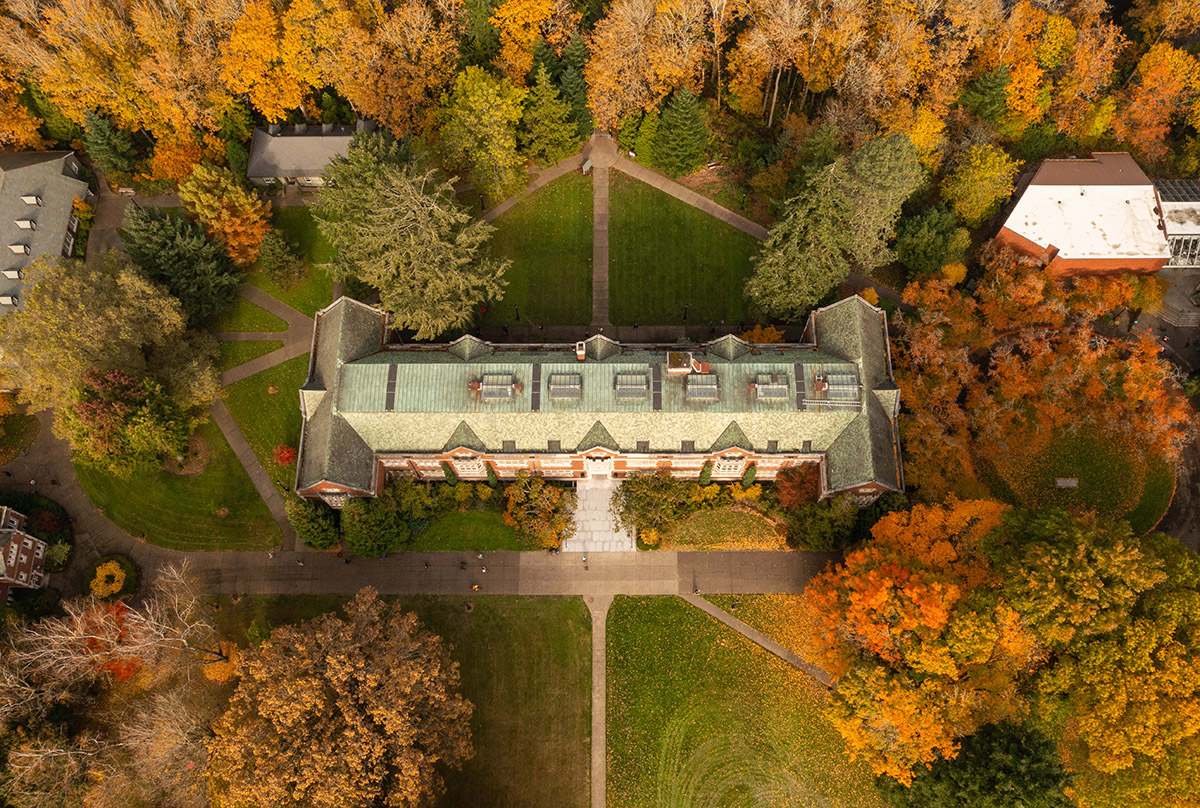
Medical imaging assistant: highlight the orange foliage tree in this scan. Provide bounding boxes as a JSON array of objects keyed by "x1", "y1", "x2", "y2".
[
  {"x1": 798, "y1": 499, "x2": 1039, "y2": 782},
  {"x1": 491, "y1": 0, "x2": 579, "y2": 84},
  {"x1": 220, "y1": 0, "x2": 308, "y2": 122},
  {"x1": 1112, "y1": 43, "x2": 1200, "y2": 165},
  {"x1": 895, "y1": 243, "x2": 1191, "y2": 501},
  {"x1": 178, "y1": 164, "x2": 271, "y2": 266}
]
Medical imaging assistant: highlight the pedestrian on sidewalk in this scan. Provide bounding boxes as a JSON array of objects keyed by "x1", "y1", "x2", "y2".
[
  {"x1": 296, "y1": 560, "x2": 305, "y2": 566},
  {"x1": 472, "y1": 584, "x2": 480, "y2": 591},
  {"x1": 481, "y1": 566, "x2": 487, "y2": 573},
  {"x1": 343, "y1": 557, "x2": 350, "y2": 564},
  {"x1": 268, "y1": 552, "x2": 275, "y2": 559},
  {"x1": 476, "y1": 552, "x2": 483, "y2": 560},
  {"x1": 459, "y1": 561, "x2": 467, "y2": 570},
  {"x1": 2, "y1": 471, "x2": 10, "y2": 477},
  {"x1": 582, "y1": 555, "x2": 587, "y2": 565},
  {"x1": 424, "y1": 561, "x2": 431, "y2": 569},
  {"x1": 337, "y1": 550, "x2": 342, "y2": 558},
  {"x1": 28, "y1": 479, "x2": 35, "y2": 486}
]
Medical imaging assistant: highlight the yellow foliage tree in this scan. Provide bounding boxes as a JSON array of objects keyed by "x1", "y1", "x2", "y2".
[
  {"x1": 220, "y1": 0, "x2": 308, "y2": 122},
  {"x1": 89, "y1": 560, "x2": 127, "y2": 598}
]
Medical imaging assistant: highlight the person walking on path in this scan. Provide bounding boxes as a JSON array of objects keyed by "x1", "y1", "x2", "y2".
[{"x1": 296, "y1": 560, "x2": 305, "y2": 566}]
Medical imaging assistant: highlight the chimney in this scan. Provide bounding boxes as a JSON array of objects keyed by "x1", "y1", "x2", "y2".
[
  {"x1": 691, "y1": 356, "x2": 710, "y2": 374},
  {"x1": 294, "y1": 123, "x2": 308, "y2": 134},
  {"x1": 322, "y1": 122, "x2": 333, "y2": 134},
  {"x1": 2, "y1": 269, "x2": 24, "y2": 280},
  {"x1": 468, "y1": 380, "x2": 482, "y2": 393},
  {"x1": 575, "y1": 341, "x2": 586, "y2": 361},
  {"x1": 267, "y1": 123, "x2": 281, "y2": 135}
]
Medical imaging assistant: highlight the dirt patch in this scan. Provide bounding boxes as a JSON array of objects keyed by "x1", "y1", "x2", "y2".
[
  {"x1": 675, "y1": 165, "x2": 772, "y2": 227},
  {"x1": 164, "y1": 434, "x2": 212, "y2": 477}
]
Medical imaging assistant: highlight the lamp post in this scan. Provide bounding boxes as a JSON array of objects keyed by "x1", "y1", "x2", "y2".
[{"x1": 513, "y1": 304, "x2": 520, "y2": 322}]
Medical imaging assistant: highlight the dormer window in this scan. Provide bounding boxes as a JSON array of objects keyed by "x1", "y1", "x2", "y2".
[
  {"x1": 14, "y1": 219, "x2": 36, "y2": 231},
  {"x1": 20, "y1": 195, "x2": 41, "y2": 206},
  {"x1": 8, "y1": 244, "x2": 30, "y2": 255}
]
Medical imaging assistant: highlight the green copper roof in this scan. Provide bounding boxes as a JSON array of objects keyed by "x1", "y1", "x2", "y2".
[{"x1": 297, "y1": 296, "x2": 904, "y2": 495}]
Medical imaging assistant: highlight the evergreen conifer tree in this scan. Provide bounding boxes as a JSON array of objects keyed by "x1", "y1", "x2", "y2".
[
  {"x1": 520, "y1": 65, "x2": 579, "y2": 166},
  {"x1": 652, "y1": 88, "x2": 707, "y2": 178},
  {"x1": 633, "y1": 111, "x2": 659, "y2": 165},
  {"x1": 120, "y1": 206, "x2": 240, "y2": 324},
  {"x1": 559, "y1": 65, "x2": 593, "y2": 138},
  {"x1": 82, "y1": 111, "x2": 137, "y2": 177}
]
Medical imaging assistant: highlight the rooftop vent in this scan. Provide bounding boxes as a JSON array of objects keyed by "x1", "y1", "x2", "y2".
[
  {"x1": 294, "y1": 122, "x2": 308, "y2": 134},
  {"x1": 755, "y1": 372, "x2": 789, "y2": 399},
  {"x1": 322, "y1": 122, "x2": 333, "y2": 133},
  {"x1": 267, "y1": 123, "x2": 281, "y2": 135},
  {"x1": 548, "y1": 373, "x2": 583, "y2": 400},
  {"x1": 615, "y1": 372, "x2": 649, "y2": 400},
  {"x1": 575, "y1": 341, "x2": 586, "y2": 361},
  {"x1": 480, "y1": 373, "x2": 515, "y2": 400},
  {"x1": 685, "y1": 373, "x2": 719, "y2": 400}
]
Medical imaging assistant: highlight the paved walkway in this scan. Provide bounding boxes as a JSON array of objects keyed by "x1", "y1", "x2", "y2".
[
  {"x1": 564, "y1": 476, "x2": 635, "y2": 553},
  {"x1": 216, "y1": 285, "x2": 313, "y2": 386},
  {"x1": 209, "y1": 400, "x2": 296, "y2": 549},
  {"x1": 482, "y1": 153, "x2": 588, "y2": 223},
  {"x1": 682, "y1": 594, "x2": 832, "y2": 686},
  {"x1": 588, "y1": 595, "x2": 613, "y2": 808}
]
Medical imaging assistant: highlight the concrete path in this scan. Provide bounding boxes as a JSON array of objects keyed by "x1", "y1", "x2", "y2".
[
  {"x1": 482, "y1": 152, "x2": 588, "y2": 223},
  {"x1": 683, "y1": 594, "x2": 832, "y2": 686},
  {"x1": 612, "y1": 156, "x2": 769, "y2": 241},
  {"x1": 208, "y1": 400, "x2": 297, "y2": 550},
  {"x1": 588, "y1": 595, "x2": 612, "y2": 808},
  {"x1": 564, "y1": 476, "x2": 634, "y2": 553}
]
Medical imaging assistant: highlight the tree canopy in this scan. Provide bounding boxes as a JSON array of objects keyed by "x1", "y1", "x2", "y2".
[
  {"x1": 746, "y1": 134, "x2": 923, "y2": 320},
  {"x1": 120, "y1": 205, "x2": 241, "y2": 324},
  {"x1": 208, "y1": 587, "x2": 473, "y2": 808},
  {"x1": 439, "y1": 65, "x2": 528, "y2": 205},
  {"x1": 314, "y1": 131, "x2": 508, "y2": 339}
]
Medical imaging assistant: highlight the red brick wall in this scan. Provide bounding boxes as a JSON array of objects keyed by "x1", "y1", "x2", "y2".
[{"x1": 1045, "y1": 255, "x2": 1168, "y2": 277}]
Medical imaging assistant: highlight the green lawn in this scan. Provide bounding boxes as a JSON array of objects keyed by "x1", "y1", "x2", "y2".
[
  {"x1": 483, "y1": 172, "x2": 593, "y2": 327},
  {"x1": 609, "y1": 172, "x2": 761, "y2": 326},
  {"x1": 215, "y1": 595, "x2": 592, "y2": 808},
  {"x1": 607, "y1": 596, "x2": 883, "y2": 808},
  {"x1": 245, "y1": 207, "x2": 336, "y2": 317},
  {"x1": 217, "y1": 340, "x2": 283, "y2": 373},
  {"x1": 1125, "y1": 459, "x2": 1175, "y2": 534},
  {"x1": 661, "y1": 508, "x2": 786, "y2": 550},
  {"x1": 988, "y1": 426, "x2": 1175, "y2": 531},
  {"x1": 223, "y1": 354, "x2": 309, "y2": 488},
  {"x1": 0, "y1": 412, "x2": 41, "y2": 465},
  {"x1": 204, "y1": 295, "x2": 288, "y2": 333},
  {"x1": 74, "y1": 420, "x2": 280, "y2": 551},
  {"x1": 408, "y1": 510, "x2": 543, "y2": 551}
]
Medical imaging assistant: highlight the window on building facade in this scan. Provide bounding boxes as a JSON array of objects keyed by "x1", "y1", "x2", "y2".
[
  {"x1": 681, "y1": 440, "x2": 696, "y2": 452},
  {"x1": 453, "y1": 457, "x2": 485, "y2": 477},
  {"x1": 548, "y1": 374, "x2": 583, "y2": 400},
  {"x1": 502, "y1": 440, "x2": 516, "y2": 452},
  {"x1": 548, "y1": 439, "x2": 562, "y2": 452},
  {"x1": 615, "y1": 372, "x2": 649, "y2": 400},
  {"x1": 636, "y1": 440, "x2": 649, "y2": 452},
  {"x1": 714, "y1": 456, "x2": 746, "y2": 476}
]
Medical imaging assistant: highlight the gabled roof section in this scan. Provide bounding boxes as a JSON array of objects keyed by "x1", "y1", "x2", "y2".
[
  {"x1": 247, "y1": 126, "x2": 354, "y2": 178},
  {"x1": 584, "y1": 334, "x2": 621, "y2": 361},
  {"x1": 706, "y1": 334, "x2": 752, "y2": 361},
  {"x1": 825, "y1": 393, "x2": 901, "y2": 492},
  {"x1": 443, "y1": 421, "x2": 486, "y2": 453},
  {"x1": 813, "y1": 295, "x2": 890, "y2": 388},
  {"x1": 576, "y1": 420, "x2": 619, "y2": 452},
  {"x1": 309, "y1": 298, "x2": 386, "y2": 391},
  {"x1": 710, "y1": 420, "x2": 752, "y2": 452},
  {"x1": 448, "y1": 334, "x2": 493, "y2": 361}
]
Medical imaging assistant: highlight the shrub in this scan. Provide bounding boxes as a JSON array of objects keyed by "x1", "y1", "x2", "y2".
[
  {"x1": 941, "y1": 144, "x2": 1019, "y2": 227},
  {"x1": 258, "y1": 230, "x2": 306, "y2": 289},
  {"x1": 454, "y1": 483, "x2": 476, "y2": 505},
  {"x1": 503, "y1": 472, "x2": 577, "y2": 548},
  {"x1": 776, "y1": 464, "x2": 821, "y2": 510},
  {"x1": 0, "y1": 492, "x2": 73, "y2": 544},
  {"x1": 941, "y1": 262, "x2": 968, "y2": 284},
  {"x1": 485, "y1": 462, "x2": 499, "y2": 487},
  {"x1": 273, "y1": 444, "x2": 297, "y2": 466},
  {"x1": 342, "y1": 496, "x2": 410, "y2": 556},
  {"x1": 740, "y1": 464, "x2": 757, "y2": 488},
  {"x1": 245, "y1": 618, "x2": 273, "y2": 646},
  {"x1": 699, "y1": 460, "x2": 713, "y2": 486},
  {"x1": 859, "y1": 288, "x2": 880, "y2": 305},
  {"x1": 43, "y1": 542, "x2": 71, "y2": 571},
  {"x1": 611, "y1": 471, "x2": 698, "y2": 535},
  {"x1": 285, "y1": 496, "x2": 339, "y2": 550},
  {"x1": 86, "y1": 554, "x2": 138, "y2": 599},
  {"x1": 788, "y1": 495, "x2": 858, "y2": 551},
  {"x1": 441, "y1": 462, "x2": 458, "y2": 485}
]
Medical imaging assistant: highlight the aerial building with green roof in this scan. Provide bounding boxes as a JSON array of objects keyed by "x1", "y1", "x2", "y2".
[{"x1": 295, "y1": 295, "x2": 904, "y2": 506}]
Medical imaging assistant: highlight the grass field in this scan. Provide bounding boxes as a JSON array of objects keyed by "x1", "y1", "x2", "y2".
[
  {"x1": 1124, "y1": 459, "x2": 1175, "y2": 534},
  {"x1": 215, "y1": 595, "x2": 592, "y2": 808},
  {"x1": 0, "y1": 412, "x2": 41, "y2": 465},
  {"x1": 204, "y1": 296, "x2": 288, "y2": 333},
  {"x1": 217, "y1": 340, "x2": 283, "y2": 373},
  {"x1": 483, "y1": 172, "x2": 592, "y2": 327},
  {"x1": 607, "y1": 596, "x2": 883, "y2": 808},
  {"x1": 407, "y1": 510, "x2": 543, "y2": 552},
  {"x1": 73, "y1": 420, "x2": 279, "y2": 551},
  {"x1": 223, "y1": 354, "x2": 309, "y2": 488},
  {"x1": 245, "y1": 207, "x2": 336, "y2": 317},
  {"x1": 661, "y1": 508, "x2": 785, "y2": 550},
  {"x1": 609, "y1": 173, "x2": 761, "y2": 326}
]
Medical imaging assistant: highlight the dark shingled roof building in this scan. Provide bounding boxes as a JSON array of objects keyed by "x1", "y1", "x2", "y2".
[{"x1": 295, "y1": 296, "x2": 904, "y2": 506}]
